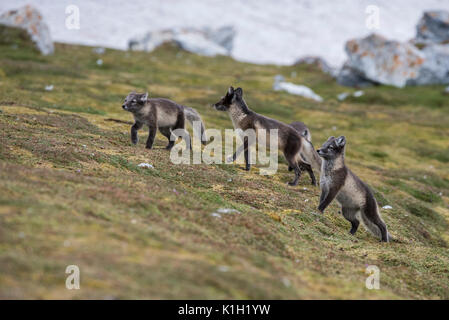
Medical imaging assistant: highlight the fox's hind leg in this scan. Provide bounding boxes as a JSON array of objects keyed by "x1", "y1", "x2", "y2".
[
  {"x1": 159, "y1": 127, "x2": 175, "y2": 150},
  {"x1": 299, "y1": 162, "x2": 316, "y2": 186},
  {"x1": 284, "y1": 137, "x2": 302, "y2": 186},
  {"x1": 284, "y1": 154, "x2": 301, "y2": 186},
  {"x1": 342, "y1": 207, "x2": 360, "y2": 235},
  {"x1": 174, "y1": 112, "x2": 191, "y2": 150}
]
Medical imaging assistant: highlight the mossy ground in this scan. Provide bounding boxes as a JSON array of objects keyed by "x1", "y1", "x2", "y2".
[{"x1": 0, "y1": 42, "x2": 448, "y2": 299}]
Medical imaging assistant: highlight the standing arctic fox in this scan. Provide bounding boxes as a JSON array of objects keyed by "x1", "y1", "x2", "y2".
[
  {"x1": 288, "y1": 121, "x2": 321, "y2": 185},
  {"x1": 213, "y1": 86, "x2": 319, "y2": 186},
  {"x1": 122, "y1": 92, "x2": 206, "y2": 150},
  {"x1": 317, "y1": 136, "x2": 390, "y2": 242}
]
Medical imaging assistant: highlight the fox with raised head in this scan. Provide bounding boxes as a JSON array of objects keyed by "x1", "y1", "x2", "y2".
[
  {"x1": 317, "y1": 136, "x2": 390, "y2": 242},
  {"x1": 122, "y1": 91, "x2": 206, "y2": 150},
  {"x1": 212, "y1": 86, "x2": 320, "y2": 186}
]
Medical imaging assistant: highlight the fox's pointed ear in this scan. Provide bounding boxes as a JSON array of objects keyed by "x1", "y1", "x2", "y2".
[
  {"x1": 234, "y1": 87, "x2": 243, "y2": 99},
  {"x1": 141, "y1": 92, "x2": 148, "y2": 101},
  {"x1": 336, "y1": 136, "x2": 346, "y2": 147},
  {"x1": 228, "y1": 86, "x2": 235, "y2": 95}
]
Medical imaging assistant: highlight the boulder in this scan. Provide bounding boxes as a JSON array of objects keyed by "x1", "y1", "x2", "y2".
[
  {"x1": 341, "y1": 34, "x2": 425, "y2": 88},
  {"x1": 416, "y1": 11, "x2": 449, "y2": 44},
  {"x1": 336, "y1": 63, "x2": 376, "y2": 87},
  {"x1": 0, "y1": 5, "x2": 53, "y2": 55},
  {"x1": 294, "y1": 56, "x2": 337, "y2": 77},
  {"x1": 407, "y1": 44, "x2": 449, "y2": 85},
  {"x1": 128, "y1": 26, "x2": 235, "y2": 57}
]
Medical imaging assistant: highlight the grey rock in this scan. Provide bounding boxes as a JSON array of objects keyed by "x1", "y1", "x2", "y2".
[
  {"x1": 129, "y1": 26, "x2": 235, "y2": 57},
  {"x1": 341, "y1": 34, "x2": 425, "y2": 88},
  {"x1": 407, "y1": 44, "x2": 449, "y2": 85},
  {"x1": 0, "y1": 5, "x2": 53, "y2": 55},
  {"x1": 416, "y1": 11, "x2": 449, "y2": 44},
  {"x1": 336, "y1": 63, "x2": 375, "y2": 88}
]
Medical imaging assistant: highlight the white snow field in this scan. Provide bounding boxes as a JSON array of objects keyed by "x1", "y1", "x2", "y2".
[{"x1": 1, "y1": 0, "x2": 448, "y2": 67}]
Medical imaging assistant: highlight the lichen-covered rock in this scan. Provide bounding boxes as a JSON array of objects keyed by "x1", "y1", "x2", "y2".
[
  {"x1": 342, "y1": 34, "x2": 425, "y2": 88},
  {"x1": 416, "y1": 11, "x2": 449, "y2": 44},
  {"x1": 407, "y1": 44, "x2": 449, "y2": 85},
  {"x1": 128, "y1": 26, "x2": 235, "y2": 57},
  {"x1": 0, "y1": 5, "x2": 53, "y2": 55},
  {"x1": 336, "y1": 63, "x2": 376, "y2": 87}
]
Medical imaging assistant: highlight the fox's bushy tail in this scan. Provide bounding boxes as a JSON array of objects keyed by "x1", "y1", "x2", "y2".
[
  {"x1": 183, "y1": 106, "x2": 207, "y2": 145},
  {"x1": 360, "y1": 205, "x2": 392, "y2": 242}
]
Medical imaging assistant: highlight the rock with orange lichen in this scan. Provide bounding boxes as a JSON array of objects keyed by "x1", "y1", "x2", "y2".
[
  {"x1": 415, "y1": 11, "x2": 449, "y2": 45},
  {"x1": 0, "y1": 5, "x2": 53, "y2": 55},
  {"x1": 340, "y1": 34, "x2": 424, "y2": 88},
  {"x1": 407, "y1": 43, "x2": 449, "y2": 86}
]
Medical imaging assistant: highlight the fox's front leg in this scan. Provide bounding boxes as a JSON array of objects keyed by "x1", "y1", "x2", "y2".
[
  {"x1": 131, "y1": 121, "x2": 143, "y2": 145},
  {"x1": 228, "y1": 144, "x2": 244, "y2": 163},
  {"x1": 317, "y1": 184, "x2": 339, "y2": 213},
  {"x1": 146, "y1": 118, "x2": 157, "y2": 149}
]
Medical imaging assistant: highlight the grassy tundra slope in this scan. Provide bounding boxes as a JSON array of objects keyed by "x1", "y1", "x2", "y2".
[{"x1": 0, "y1": 42, "x2": 448, "y2": 299}]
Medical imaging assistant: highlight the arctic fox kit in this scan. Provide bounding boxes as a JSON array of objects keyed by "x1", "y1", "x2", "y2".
[
  {"x1": 317, "y1": 136, "x2": 390, "y2": 242},
  {"x1": 288, "y1": 121, "x2": 321, "y2": 185},
  {"x1": 122, "y1": 92, "x2": 206, "y2": 150},
  {"x1": 213, "y1": 86, "x2": 319, "y2": 186}
]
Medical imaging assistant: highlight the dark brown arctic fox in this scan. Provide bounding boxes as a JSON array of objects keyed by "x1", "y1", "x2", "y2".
[
  {"x1": 122, "y1": 92, "x2": 206, "y2": 150},
  {"x1": 317, "y1": 136, "x2": 390, "y2": 242},
  {"x1": 212, "y1": 86, "x2": 319, "y2": 186},
  {"x1": 288, "y1": 121, "x2": 321, "y2": 185}
]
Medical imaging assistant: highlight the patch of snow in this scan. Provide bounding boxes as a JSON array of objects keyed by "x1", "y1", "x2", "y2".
[
  {"x1": 353, "y1": 90, "x2": 364, "y2": 97},
  {"x1": 96, "y1": 59, "x2": 103, "y2": 66},
  {"x1": 45, "y1": 84, "x2": 54, "y2": 91},
  {"x1": 216, "y1": 208, "x2": 240, "y2": 214},
  {"x1": 137, "y1": 163, "x2": 154, "y2": 169},
  {"x1": 382, "y1": 205, "x2": 393, "y2": 210},
  {"x1": 273, "y1": 75, "x2": 323, "y2": 102},
  {"x1": 211, "y1": 212, "x2": 222, "y2": 218},
  {"x1": 93, "y1": 47, "x2": 105, "y2": 54},
  {"x1": 337, "y1": 92, "x2": 349, "y2": 101}
]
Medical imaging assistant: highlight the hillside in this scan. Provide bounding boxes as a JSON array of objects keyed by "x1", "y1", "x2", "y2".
[{"x1": 0, "y1": 42, "x2": 448, "y2": 299}]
